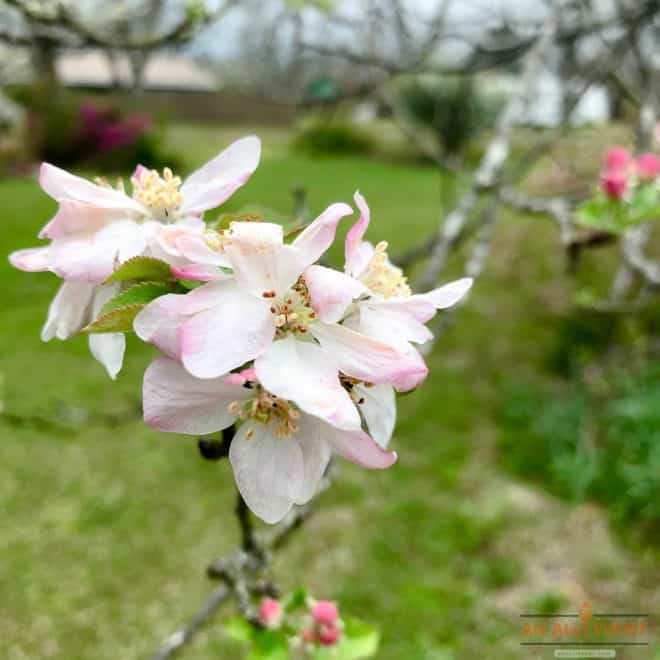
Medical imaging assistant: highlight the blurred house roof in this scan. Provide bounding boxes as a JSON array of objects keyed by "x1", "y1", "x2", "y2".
[{"x1": 56, "y1": 51, "x2": 218, "y2": 92}]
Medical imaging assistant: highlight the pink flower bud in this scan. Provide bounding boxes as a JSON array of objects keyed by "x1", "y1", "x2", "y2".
[
  {"x1": 318, "y1": 625, "x2": 341, "y2": 646},
  {"x1": 258, "y1": 598, "x2": 283, "y2": 628},
  {"x1": 301, "y1": 628, "x2": 316, "y2": 643},
  {"x1": 601, "y1": 169, "x2": 628, "y2": 199},
  {"x1": 604, "y1": 146, "x2": 632, "y2": 172},
  {"x1": 636, "y1": 153, "x2": 660, "y2": 180},
  {"x1": 311, "y1": 601, "x2": 339, "y2": 627}
]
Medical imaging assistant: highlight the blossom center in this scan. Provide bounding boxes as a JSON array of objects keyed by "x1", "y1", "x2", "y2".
[
  {"x1": 131, "y1": 167, "x2": 183, "y2": 220},
  {"x1": 264, "y1": 277, "x2": 317, "y2": 336},
  {"x1": 361, "y1": 241, "x2": 411, "y2": 299},
  {"x1": 228, "y1": 387, "x2": 301, "y2": 439}
]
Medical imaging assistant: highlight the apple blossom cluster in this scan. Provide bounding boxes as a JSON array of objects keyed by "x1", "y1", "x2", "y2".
[
  {"x1": 9, "y1": 136, "x2": 472, "y2": 524},
  {"x1": 600, "y1": 146, "x2": 660, "y2": 200},
  {"x1": 578, "y1": 146, "x2": 660, "y2": 234},
  {"x1": 259, "y1": 597, "x2": 342, "y2": 647}
]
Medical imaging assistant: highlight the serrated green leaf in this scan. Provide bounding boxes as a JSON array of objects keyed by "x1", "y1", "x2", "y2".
[
  {"x1": 83, "y1": 304, "x2": 144, "y2": 334},
  {"x1": 100, "y1": 282, "x2": 171, "y2": 315},
  {"x1": 105, "y1": 256, "x2": 172, "y2": 283}
]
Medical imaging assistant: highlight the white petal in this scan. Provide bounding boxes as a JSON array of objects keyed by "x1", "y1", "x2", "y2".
[
  {"x1": 422, "y1": 278, "x2": 473, "y2": 309},
  {"x1": 87, "y1": 283, "x2": 125, "y2": 379},
  {"x1": 143, "y1": 357, "x2": 250, "y2": 434},
  {"x1": 89, "y1": 332, "x2": 125, "y2": 380},
  {"x1": 355, "y1": 383, "x2": 396, "y2": 449},
  {"x1": 41, "y1": 281, "x2": 96, "y2": 341},
  {"x1": 255, "y1": 334, "x2": 361, "y2": 431},
  {"x1": 224, "y1": 232, "x2": 304, "y2": 297},
  {"x1": 292, "y1": 202, "x2": 353, "y2": 268},
  {"x1": 229, "y1": 421, "x2": 304, "y2": 524},
  {"x1": 293, "y1": 414, "x2": 332, "y2": 504},
  {"x1": 180, "y1": 136, "x2": 261, "y2": 213},
  {"x1": 180, "y1": 281, "x2": 275, "y2": 378},
  {"x1": 309, "y1": 322, "x2": 428, "y2": 387},
  {"x1": 304, "y1": 265, "x2": 367, "y2": 324},
  {"x1": 356, "y1": 303, "x2": 433, "y2": 351}
]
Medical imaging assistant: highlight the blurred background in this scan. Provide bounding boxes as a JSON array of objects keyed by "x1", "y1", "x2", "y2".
[{"x1": 1, "y1": 1, "x2": 659, "y2": 658}]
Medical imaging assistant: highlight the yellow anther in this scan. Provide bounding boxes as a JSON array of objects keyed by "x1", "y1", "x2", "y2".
[
  {"x1": 362, "y1": 241, "x2": 411, "y2": 299},
  {"x1": 131, "y1": 167, "x2": 184, "y2": 215}
]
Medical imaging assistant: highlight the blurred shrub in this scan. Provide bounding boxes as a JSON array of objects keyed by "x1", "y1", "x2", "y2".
[
  {"x1": 292, "y1": 120, "x2": 375, "y2": 156},
  {"x1": 498, "y1": 367, "x2": 660, "y2": 539},
  {"x1": 397, "y1": 75, "x2": 506, "y2": 160},
  {"x1": 11, "y1": 85, "x2": 179, "y2": 172}
]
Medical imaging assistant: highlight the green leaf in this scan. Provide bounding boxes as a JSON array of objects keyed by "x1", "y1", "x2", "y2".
[
  {"x1": 105, "y1": 256, "x2": 172, "y2": 283},
  {"x1": 83, "y1": 305, "x2": 144, "y2": 334},
  {"x1": 283, "y1": 586, "x2": 308, "y2": 612},
  {"x1": 575, "y1": 197, "x2": 624, "y2": 234},
  {"x1": 100, "y1": 282, "x2": 172, "y2": 315},
  {"x1": 316, "y1": 618, "x2": 379, "y2": 659},
  {"x1": 248, "y1": 630, "x2": 289, "y2": 660},
  {"x1": 225, "y1": 617, "x2": 255, "y2": 643}
]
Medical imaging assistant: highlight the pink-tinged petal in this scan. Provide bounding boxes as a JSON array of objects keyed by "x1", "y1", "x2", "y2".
[
  {"x1": 134, "y1": 293, "x2": 192, "y2": 359},
  {"x1": 355, "y1": 383, "x2": 396, "y2": 449},
  {"x1": 41, "y1": 281, "x2": 96, "y2": 341},
  {"x1": 9, "y1": 246, "x2": 51, "y2": 272},
  {"x1": 39, "y1": 200, "x2": 130, "y2": 240},
  {"x1": 292, "y1": 202, "x2": 353, "y2": 268},
  {"x1": 304, "y1": 265, "x2": 367, "y2": 324},
  {"x1": 50, "y1": 220, "x2": 145, "y2": 283},
  {"x1": 225, "y1": 233, "x2": 304, "y2": 297},
  {"x1": 255, "y1": 334, "x2": 361, "y2": 431},
  {"x1": 180, "y1": 282, "x2": 275, "y2": 378},
  {"x1": 143, "y1": 357, "x2": 250, "y2": 434},
  {"x1": 309, "y1": 321, "x2": 428, "y2": 387},
  {"x1": 132, "y1": 163, "x2": 149, "y2": 181},
  {"x1": 180, "y1": 136, "x2": 261, "y2": 213},
  {"x1": 391, "y1": 346, "x2": 429, "y2": 392},
  {"x1": 357, "y1": 304, "x2": 433, "y2": 351},
  {"x1": 422, "y1": 277, "x2": 473, "y2": 309},
  {"x1": 229, "y1": 420, "x2": 304, "y2": 524},
  {"x1": 156, "y1": 224, "x2": 230, "y2": 267},
  {"x1": 345, "y1": 190, "x2": 371, "y2": 271},
  {"x1": 40, "y1": 162, "x2": 143, "y2": 212},
  {"x1": 320, "y1": 423, "x2": 397, "y2": 469},
  {"x1": 176, "y1": 234, "x2": 230, "y2": 267},
  {"x1": 292, "y1": 415, "x2": 332, "y2": 504},
  {"x1": 171, "y1": 263, "x2": 229, "y2": 282}
]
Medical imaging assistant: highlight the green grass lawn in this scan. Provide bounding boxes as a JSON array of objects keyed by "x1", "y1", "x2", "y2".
[{"x1": 1, "y1": 124, "x2": 658, "y2": 660}]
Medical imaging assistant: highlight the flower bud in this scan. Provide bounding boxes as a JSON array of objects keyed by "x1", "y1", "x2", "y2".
[
  {"x1": 636, "y1": 153, "x2": 660, "y2": 180},
  {"x1": 604, "y1": 146, "x2": 632, "y2": 171},
  {"x1": 601, "y1": 169, "x2": 627, "y2": 199},
  {"x1": 318, "y1": 625, "x2": 341, "y2": 646},
  {"x1": 311, "y1": 600, "x2": 339, "y2": 627},
  {"x1": 258, "y1": 598, "x2": 283, "y2": 629}
]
